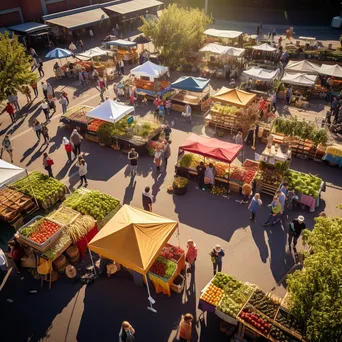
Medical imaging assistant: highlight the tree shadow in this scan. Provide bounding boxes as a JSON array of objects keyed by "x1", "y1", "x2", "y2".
[{"x1": 123, "y1": 177, "x2": 137, "y2": 205}]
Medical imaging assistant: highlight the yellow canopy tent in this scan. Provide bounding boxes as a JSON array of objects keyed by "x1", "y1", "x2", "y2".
[
  {"x1": 212, "y1": 87, "x2": 256, "y2": 107},
  {"x1": 88, "y1": 204, "x2": 179, "y2": 312}
]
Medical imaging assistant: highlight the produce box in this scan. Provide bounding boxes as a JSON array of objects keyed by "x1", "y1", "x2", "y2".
[
  {"x1": 149, "y1": 256, "x2": 177, "y2": 281},
  {"x1": 284, "y1": 170, "x2": 322, "y2": 198},
  {"x1": 17, "y1": 216, "x2": 64, "y2": 253},
  {"x1": 274, "y1": 308, "x2": 304, "y2": 339},
  {"x1": 200, "y1": 282, "x2": 224, "y2": 307},
  {"x1": 159, "y1": 243, "x2": 184, "y2": 263},
  {"x1": 97, "y1": 204, "x2": 122, "y2": 230},
  {"x1": 43, "y1": 231, "x2": 72, "y2": 261},
  {"x1": 66, "y1": 214, "x2": 96, "y2": 242},
  {"x1": 48, "y1": 206, "x2": 81, "y2": 226}
]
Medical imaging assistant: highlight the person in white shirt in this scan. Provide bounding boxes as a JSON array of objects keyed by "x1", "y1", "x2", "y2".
[
  {"x1": 69, "y1": 42, "x2": 77, "y2": 56},
  {"x1": 77, "y1": 158, "x2": 88, "y2": 186},
  {"x1": 89, "y1": 29, "x2": 94, "y2": 39},
  {"x1": 41, "y1": 82, "x2": 48, "y2": 99}
]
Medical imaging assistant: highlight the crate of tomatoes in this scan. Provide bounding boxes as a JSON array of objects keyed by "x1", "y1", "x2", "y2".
[{"x1": 17, "y1": 216, "x2": 64, "y2": 252}]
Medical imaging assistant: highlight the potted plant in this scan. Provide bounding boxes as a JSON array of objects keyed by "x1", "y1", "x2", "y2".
[{"x1": 172, "y1": 176, "x2": 189, "y2": 195}]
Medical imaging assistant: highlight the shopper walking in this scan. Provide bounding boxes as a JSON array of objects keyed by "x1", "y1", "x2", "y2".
[
  {"x1": 22, "y1": 85, "x2": 32, "y2": 103},
  {"x1": 78, "y1": 40, "x2": 84, "y2": 52},
  {"x1": 62, "y1": 137, "x2": 73, "y2": 162},
  {"x1": 186, "y1": 239, "x2": 197, "y2": 272},
  {"x1": 263, "y1": 196, "x2": 282, "y2": 226},
  {"x1": 42, "y1": 152, "x2": 54, "y2": 178},
  {"x1": 271, "y1": 92, "x2": 277, "y2": 112},
  {"x1": 119, "y1": 321, "x2": 135, "y2": 342},
  {"x1": 142, "y1": 186, "x2": 153, "y2": 212},
  {"x1": 89, "y1": 29, "x2": 94, "y2": 40},
  {"x1": 9, "y1": 239, "x2": 24, "y2": 274},
  {"x1": 240, "y1": 183, "x2": 253, "y2": 204},
  {"x1": 154, "y1": 146, "x2": 163, "y2": 173},
  {"x1": 46, "y1": 82, "x2": 54, "y2": 99},
  {"x1": 286, "y1": 86, "x2": 292, "y2": 106},
  {"x1": 38, "y1": 58, "x2": 44, "y2": 77},
  {"x1": 70, "y1": 129, "x2": 83, "y2": 156},
  {"x1": 4, "y1": 102, "x2": 15, "y2": 123},
  {"x1": 248, "y1": 193, "x2": 262, "y2": 221},
  {"x1": 163, "y1": 140, "x2": 171, "y2": 168},
  {"x1": 31, "y1": 81, "x2": 38, "y2": 97},
  {"x1": 178, "y1": 313, "x2": 193, "y2": 342},
  {"x1": 59, "y1": 95, "x2": 68, "y2": 114},
  {"x1": 1, "y1": 135, "x2": 14, "y2": 163},
  {"x1": 196, "y1": 161, "x2": 206, "y2": 190},
  {"x1": 128, "y1": 148, "x2": 139, "y2": 176},
  {"x1": 62, "y1": 91, "x2": 69, "y2": 105},
  {"x1": 233, "y1": 130, "x2": 243, "y2": 144},
  {"x1": 77, "y1": 158, "x2": 88, "y2": 186},
  {"x1": 8, "y1": 93, "x2": 20, "y2": 111},
  {"x1": 163, "y1": 124, "x2": 171, "y2": 141},
  {"x1": 165, "y1": 98, "x2": 171, "y2": 115},
  {"x1": 69, "y1": 42, "x2": 77, "y2": 56},
  {"x1": 41, "y1": 82, "x2": 48, "y2": 100},
  {"x1": 288, "y1": 216, "x2": 306, "y2": 252},
  {"x1": 245, "y1": 125, "x2": 256, "y2": 146},
  {"x1": 184, "y1": 104, "x2": 192, "y2": 122},
  {"x1": 41, "y1": 99, "x2": 50, "y2": 121},
  {"x1": 49, "y1": 98, "x2": 56, "y2": 113},
  {"x1": 119, "y1": 59, "x2": 124, "y2": 75},
  {"x1": 41, "y1": 124, "x2": 50, "y2": 145},
  {"x1": 33, "y1": 119, "x2": 42, "y2": 140},
  {"x1": 276, "y1": 189, "x2": 286, "y2": 221},
  {"x1": 99, "y1": 78, "x2": 105, "y2": 102},
  {"x1": 210, "y1": 245, "x2": 225, "y2": 275}
]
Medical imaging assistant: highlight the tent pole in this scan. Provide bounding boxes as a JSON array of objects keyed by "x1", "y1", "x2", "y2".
[
  {"x1": 86, "y1": 236, "x2": 97, "y2": 277},
  {"x1": 145, "y1": 274, "x2": 157, "y2": 313},
  {"x1": 227, "y1": 163, "x2": 230, "y2": 193},
  {"x1": 25, "y1": 170, "x2": 39, "y2": 209}
]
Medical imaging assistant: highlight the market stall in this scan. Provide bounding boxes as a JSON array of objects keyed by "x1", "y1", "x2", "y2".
[
  {"x1": 199, "y1": 272, "x2": 306, "y2": 342},
  {"x1": 60, "y1": 105, "x2": 94, "y2": 132},
  {"x1": 281, "y1": 72, "x2": 317, "y2": 106},
  {"x1": 130, "y1": 61, "x2": 171, "y2": 99},
  {"x1": 285, "y1": 60, "x2": 320, "y2": 75},
  {"x1": 103, "y1": 39, "x2": 138, "y2": 63},
  {"x1": 322, "y1": 145, "x2": 342, "y2": 167},
  {"x1": 84, "y1": 99, "x2": 161, "y2": 153},
  {"x1": 88, "y1": 205, "x2": 182, "y2": 310},
  {"x1": 248, "y1": 43, "x2": 279, "y2": 70},
  {"x1": 76, "y1": 47, "x2": 109, "y2": 61},
  {"x1": 175, "y1": 133, "x2": 244, "y2": 192},
  {"x1": 242, "y1": 67, "x2": 280, "y2": 95},
  {"x1": 204, "y1": 29, "x2": 243, "y2": 46},
  {"x1": 318, "y1": 63, "x2": 342, "y2": 100},
  {"x1": 170, "y1": 76, "x2": 211, "y2": 113},
  {"x1": 205, "y1": 87, "x2": 257, "y2": 134}
]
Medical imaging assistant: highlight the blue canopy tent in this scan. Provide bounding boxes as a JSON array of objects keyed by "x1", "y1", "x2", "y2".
[
  {"x1": 45, "y1": 48, "x2": 73, "y2": 66},
  {"x1": 170, "y1": 77, "x2": 211, "y2": 112}
]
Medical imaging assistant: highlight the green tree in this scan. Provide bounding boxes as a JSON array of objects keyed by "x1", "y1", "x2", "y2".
[
  {"x1": 287, "y1": 217, "x2": 342, "y2": 342},
  {"x1": 0, "y1": 32, "x2": 37, "y2": 99},
  {"x1": 139, "y1": 4, "x2": 212, "y2": 67}
]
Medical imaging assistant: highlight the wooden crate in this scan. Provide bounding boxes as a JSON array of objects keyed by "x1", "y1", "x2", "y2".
[{"x1": 85, "y1": 133, "x2": 99, "y2": 143}]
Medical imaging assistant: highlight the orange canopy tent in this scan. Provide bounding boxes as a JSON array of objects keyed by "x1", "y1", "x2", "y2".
[
  {"x1": 211, "y1": 87, "x2": 256, "y2": 107},
  {"x1": 88, "y1": 205, "x2": 179, "y2": 312}
]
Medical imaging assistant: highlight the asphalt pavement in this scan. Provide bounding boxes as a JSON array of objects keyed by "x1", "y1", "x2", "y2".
[{"x1": 0, "y1": 34, "x2": 342, "y2": 342}]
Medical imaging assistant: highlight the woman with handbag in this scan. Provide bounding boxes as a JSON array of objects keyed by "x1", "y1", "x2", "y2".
[
  {"x1": 42, "y1": 152, "x2": 54, "y2": 178},
  {"x1": 210, "y1": 245, "x2": 225, "y2": 276},
  {"x1": 153, "y1": 147, "x2": 162, "y2": 173}
]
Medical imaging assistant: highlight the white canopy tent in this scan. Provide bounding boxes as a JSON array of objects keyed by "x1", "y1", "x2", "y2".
[
  {"x1": 285, "y1": 60, "x2": 320, "y2": 75},
  {"x1": 319, "y1": 64, "x2": 342, "y2": 78},
  {"x1": 130, "y1": 61, "x2": 169, "y2": 81},
  {"x1": 242, "y1": 67, "x2": 280, "y2": 81},
  {"x1": 86, "y1": 99, "x2": 134, "y2": 123},
  {"x1": 204, "y1": 29, "x2": 243, "y2": 39},
  {"x1": 0, "y1": 160, "x2": 26, "y2": 189},
  {"x1": 281, "y1": 72, "x2": 317, "y2": 87},
  {"x1": 77, "y1": 47, "x2": 108, "y2": 60},
  {"x1": 252, "y1": 43, "x2": 277, "y2": 52},
  {"x1": 200, "y1": 43, "x2": 245, "y2": 57}
]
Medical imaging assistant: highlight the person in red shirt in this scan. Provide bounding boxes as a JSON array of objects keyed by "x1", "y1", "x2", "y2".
[
  {"x1": 185, "y1": 239, "x2": 198, "y2": 272},
  {"x1": 9, "y1": 239, "x2": 25, "y2": 273},
  {"x1": 258, "y1": 97, "x2": 266, "y2": 119},
  {"x1": 62, "y1": 137, "x2": 73, "y2": 163},
  {"x1": 4, "y1": 102, "x2": 15, "y2": 123}
]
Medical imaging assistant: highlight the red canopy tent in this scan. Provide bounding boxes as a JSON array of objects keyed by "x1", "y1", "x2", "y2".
[{"x1": 179, "y1": 133, "x2": 242, "y2": 163}]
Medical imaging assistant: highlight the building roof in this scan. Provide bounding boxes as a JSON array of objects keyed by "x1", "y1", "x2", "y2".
[
  {"x1": 8, "y1": 22, "x2": 49, "y2": 34},
  {"x1": 105, "y1": 0, "x2": 163, "y2": 14}
]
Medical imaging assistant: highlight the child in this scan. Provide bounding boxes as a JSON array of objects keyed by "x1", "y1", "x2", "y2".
[
  {"x1": 240, "y1": 183, "x2": 252, "y2": 204},
  {"x1": 178, "y1": 313, "x2": 193, "y2": 342},
  {"x1": 248, "y1": 193, "x2": 262, "y2": 221}
]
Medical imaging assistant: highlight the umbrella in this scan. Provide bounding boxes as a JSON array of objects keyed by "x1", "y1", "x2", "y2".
[
  {"x1": 45, "y1": 48, "x2": 73, "y2": 59},
  {"x1": 133, "y1": 35, "x2": 151, "y2": 44}
]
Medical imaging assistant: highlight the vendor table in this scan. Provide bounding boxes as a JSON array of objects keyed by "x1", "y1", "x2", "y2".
[
  {"x1": 148, "y1": 253, "x2": 185, "y2": 297},
  {"x1": 322, "y1": 153, "x2": 342, "y2": 167},
  {"x1": 298, "y1": 192, "x2": 320, "y2": 212}
]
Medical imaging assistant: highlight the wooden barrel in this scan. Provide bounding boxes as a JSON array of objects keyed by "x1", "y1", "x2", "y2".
[
  {"x1": 69, "y1": 254, "x2": 80, "y2": 264},
  {"x1": 66, "y1": 246, "x2": 79, "y2": 259},
  {"x1": 53, "y1": 255, "x2": 69, "y2": 273}
]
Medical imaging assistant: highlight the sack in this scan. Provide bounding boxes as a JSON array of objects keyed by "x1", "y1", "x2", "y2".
[
  {"x1": 47, "y1": 159, "x2": 54, "y2": 166},
  {"x1": 204, "y1": 177, "x2": 211, "y2": 184}
]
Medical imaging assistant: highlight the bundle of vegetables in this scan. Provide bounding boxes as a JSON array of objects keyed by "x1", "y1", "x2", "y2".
[
  {"x1": 326, "y1": 145, "x2": 342, "y2": 157},
  {"x1": 284, "y1": 170, "x2": 322, "y2": 198},
  {"x1": 275, "y1": 309, "x2": 304, "y2": 336},
  {"x1": 43, "y1": 231, "x2": 71, "y2": 260},
  {"x1": 230, "y1": 166, "x2": 256, "y2": 185},
  {"x1": 150, "y1": 256, "x2": 177, "y2": 279},
  {"x1": 248, "y1": 289, "x2": 281, "y2": 319},
  {"x1": 11, "y1": 171, "x2": 66, "y2": 203},
  {"x1": 212, "y1": 103, "x2": 240, "y2": 117},
  {"x1": 63, "y1": 190, "x2": 120, "y2": 221},
  {"x1": 159, "y1": 244, "x2": 184, "y2": 262},
  {"x1": 88, "y1": 119, "x2": 105, "y2": 132},
  {"x1": 173, "y1": 176, "x2": 189, "y2": 188},
  {"x1": 66, "y1": 215, "x2": 96, "y2": 242},
  {"x1": 20, "y1": 218, "x2": 61, "y2": 245},
  {"x1": 269, "y1": 325, "x2": 301, "y2": 342},
  {"x1": 242, "y1": 159, "x2": 259, "y2": 171},
  {"x1": 149, "y1": 260, "x2": 166, "y2": 277},
  {"x1": 48, "y1": 206, "x2": 80, "y2": 226},
  {"x1": 211, "y1": 186, "x2": 226, "y2": 195}
]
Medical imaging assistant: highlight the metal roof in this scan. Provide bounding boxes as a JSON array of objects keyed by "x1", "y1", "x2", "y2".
[
  {"x1": 8, "y1": 22, "x2": 48, "y2": 34},
  {"x1": 105, "y1": 0, "x2": 162, "y2": 14}
]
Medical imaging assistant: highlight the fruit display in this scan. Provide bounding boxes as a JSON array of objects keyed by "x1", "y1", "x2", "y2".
[
  {"x1": 11, "y1": 171, "x2": 67, "y2": 208},
  {"x1": 248, "y1": 289, "x2": 280, "y2": 319},
  {"x1": 212, "y1": 272, "x2": 239, "y2": 289},
  {"x1": 65, "y1": 215, "x2": 96, "y2": 242},
  {"x1": 88, "y1": 119, "x2": 105, "y2": 132},
  {"x1": 211, "y1": 103, "x2": 240, "y2": 117},
  {"x1": 269, "y1": 325, "x2": 301, "y2": 342},
  {"x1": 173, "y1": 176, "x2": 189, "y2": 188},
  {"x1": 326, "y1": 145, "x2": 342, "y2": 158},
  {"x1": 243, "y1": 159, "x2": 259, "y2": 171},
  {"x1": 284, "y1": 170, "x2": 322, "y2": 198},
  {"x1": 239, "y1": 305, "x2": 272, "y2": 337},
  {"x1": 217, "y1": 295, "x2": 242, "y2": 318},
  {"x1": 275, "y1": 309, "x2": 304, "y2": 337},
  {"x1": 159, "y1": 243, "x2": 184, "y2": 263},
  {"x1": 43, "y1": 231, "x2": 72, "y2": 260},
  {"x1": 63, "y1": 189, "x2": 120, "y2": 221},
  {"x1": 149, "y1": 256, "x2": 177, "y2": 279},
  {"x1": 19, "y1": 218, "x2": 62, "y2": 244},
  {"x1": 211, "y1": 186, "x2": 226, "y2": 195},
  {"x1": 49, "y1": 206, "x2": 80, "y2": 226},
  {"x1": 200, "y1": 283, "x2": 224, "y2": 307},
  {"x1": 230, "y1": 166, "x2": 257, "y2": 185},
  {"x1": 63, "y1": 106, "x2": 92, "y2": 124}
]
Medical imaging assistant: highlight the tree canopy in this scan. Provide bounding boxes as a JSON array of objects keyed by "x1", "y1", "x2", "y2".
[
  {"x1": 0, "y1": 32, "x2": 37, "y2": 99},
  {"x1": 287, "y1": 217, "x2": 342, "y2": 342},
  {"x1": 139, "y1": 4, "x2": 212, "y2": 67}
]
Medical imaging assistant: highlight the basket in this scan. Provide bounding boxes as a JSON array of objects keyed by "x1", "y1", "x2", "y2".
[
  {"x1": 66, "y1": 246, "x2": 79, "y2": 259},
  {"x1": 171, "y1": 274, "x2": 185, "y2": 294}
]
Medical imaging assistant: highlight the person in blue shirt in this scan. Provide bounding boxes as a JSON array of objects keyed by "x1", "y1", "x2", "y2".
[
  {"x1": 280, "y1": 182, "x2": 288, "y2": 196},
  {"x1": 211, "y1": 245, "x2": 225, "y2": 275},
  {"x1": 248, "y1": 193, "x2": 263, "y2": 221},
  {"x1": 276, "y1": 190, "x2": 286, "y2": 223}
]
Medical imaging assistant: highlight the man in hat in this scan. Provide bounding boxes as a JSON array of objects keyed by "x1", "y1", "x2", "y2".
[
  {"x1": 211, "y1": 245, "x2": 225, "y2": 275},
  {"x1": 288, "y1": 216, "x2": 306, "y2": 252}
]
